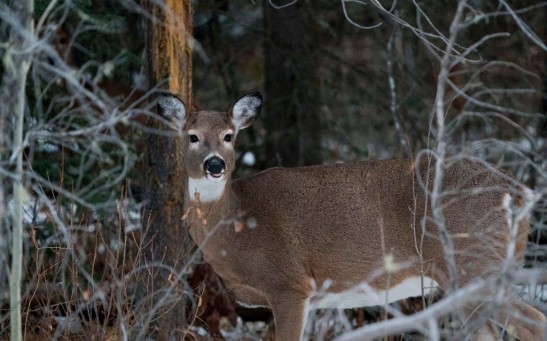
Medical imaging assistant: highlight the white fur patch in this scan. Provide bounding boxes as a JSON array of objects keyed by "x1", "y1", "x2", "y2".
[
  {"x1": 187, "y1": 130, "x2": 199, "y2": 149},
  {"x1": 188, "y1": 177, "x2": 226, "y2": 203},
  {"x1": 502, "y1": 193, "x2": 513, "y2": 226},
  {"x1": 222, "y1": 129, "x2": 235, "y2": 148},
  {"x1": 522, "y1": 187, "x2": 534, "y2": 203},
  {"x1": 309, "y1": 276, "x2": 438, "y2": 310},
  {"x1": 220, "y1": 129, "x2": 234, "y2": 137},
  {"x1": 204, "y1": 152, "x2": 222, "y2": 162},
  {"x1": 301, "y1": 299, "x2": 310, "y2": 340},
  {"x1": 236, "y1": 300, "x2": 268, "y2": 309}
]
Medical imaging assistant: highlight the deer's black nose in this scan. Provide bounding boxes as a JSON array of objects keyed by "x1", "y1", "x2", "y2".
[{"x1": 204, "y1": 156, "x2": 225, "y2": 176}]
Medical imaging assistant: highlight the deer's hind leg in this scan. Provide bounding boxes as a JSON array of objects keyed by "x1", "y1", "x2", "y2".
[
  {"x1": 461, "y1": 294, "x2": 546, "y2": 341},
  {"x1": 491, "y1": 299, "x2": 546, "y2": 341}
]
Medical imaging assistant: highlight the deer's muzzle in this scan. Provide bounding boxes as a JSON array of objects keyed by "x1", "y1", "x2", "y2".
[{"x1": 204, "y1": 156, "x2": 226, "y2": 179}]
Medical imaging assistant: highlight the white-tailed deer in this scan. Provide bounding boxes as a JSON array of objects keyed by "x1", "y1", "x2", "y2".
[{"x1": 157, "y1": 93, "x2": 546, "y2": 341}]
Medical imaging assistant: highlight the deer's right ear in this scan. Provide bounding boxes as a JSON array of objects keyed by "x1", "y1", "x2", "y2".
[{"x1": 157, "y1": 94, "x2": 187, "y2": 131}]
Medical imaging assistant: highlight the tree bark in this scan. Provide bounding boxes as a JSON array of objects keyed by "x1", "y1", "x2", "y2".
[
  {"x1": 138, "y1": 1, "x2": 193, "y2": 340},
  {"x1": 263, "y1": 1, "x2": 323, "y2": 167}
]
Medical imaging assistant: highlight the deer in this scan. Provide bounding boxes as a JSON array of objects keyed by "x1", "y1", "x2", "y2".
[{"x1": 156, "y1": 92, "x2": 546, "y2": 341}]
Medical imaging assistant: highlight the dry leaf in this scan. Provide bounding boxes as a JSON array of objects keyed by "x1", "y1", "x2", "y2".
[{"x1": 234, "y1": 221, "x2": 244, "y2": 233}]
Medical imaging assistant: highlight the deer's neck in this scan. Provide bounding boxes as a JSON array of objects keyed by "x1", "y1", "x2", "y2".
[{"x1": 184, "y1": 176, "x2": 235, "y2": 246}]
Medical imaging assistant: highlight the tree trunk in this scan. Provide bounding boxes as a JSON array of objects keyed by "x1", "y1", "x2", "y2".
[
  {"x1": 138, "y1": 1, "x2": 193, "y2": 340},
  {"x1": 263, "y1": 1, "x2": 322, "y2": 167},
  {"x1": 0, "y1": 1, "x2": 33, "y2": 340}
]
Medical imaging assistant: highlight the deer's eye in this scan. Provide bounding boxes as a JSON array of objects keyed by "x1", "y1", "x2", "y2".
[
  {"x1": 224, "y1": 134, "x2": 233, "y2": 142},
  {"x1": 189, "y1": 135, "x2": 199, "y2": 143}
]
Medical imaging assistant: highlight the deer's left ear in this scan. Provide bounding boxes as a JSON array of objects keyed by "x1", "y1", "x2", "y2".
[{"x1": 229, "y1": 92, "x2": 262, "y2": 130}]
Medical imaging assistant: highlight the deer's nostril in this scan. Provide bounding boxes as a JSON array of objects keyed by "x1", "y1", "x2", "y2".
[{"x1": 204, "y1": 157, "x2": 225, "y2": 175}]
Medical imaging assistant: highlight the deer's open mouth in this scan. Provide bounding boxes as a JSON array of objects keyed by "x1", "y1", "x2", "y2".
[{"x1": 206, "y1": 171, "x2": 225, "y2": 182}]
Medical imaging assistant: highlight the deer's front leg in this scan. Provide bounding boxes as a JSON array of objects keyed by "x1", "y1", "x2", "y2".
[{"x1": 271, "y1": 293, "x2": 310, "y2": 341}]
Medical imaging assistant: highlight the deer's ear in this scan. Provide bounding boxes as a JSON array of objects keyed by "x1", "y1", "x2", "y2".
[
  {"x1": 229, "y1": 92, "x2": 262, "y2": 130},
  {"x1": 157, "y1": 94, "x2": 187, "y2": 131}
]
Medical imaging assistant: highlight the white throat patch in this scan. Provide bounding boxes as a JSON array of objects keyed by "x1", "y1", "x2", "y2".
[{"x1": 188, "y1": 177, "x2": 227, "y2": 203}]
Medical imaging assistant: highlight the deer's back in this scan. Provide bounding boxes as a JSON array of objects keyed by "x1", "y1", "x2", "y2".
[{"x1": 232, "y1": 158, "x2": 524, "y2": 290}]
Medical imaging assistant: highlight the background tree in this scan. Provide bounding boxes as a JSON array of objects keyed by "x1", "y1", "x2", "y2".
[
  {"x1": 263, "y1": 0, "x2": 323, "y2": 167},
  {"x1": 136, "y1": 0, "x2": 194, "y2": 339}
]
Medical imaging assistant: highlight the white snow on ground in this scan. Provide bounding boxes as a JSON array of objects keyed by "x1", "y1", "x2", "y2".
[
  {"x1": 516, "y1": 284, "x2": 547, "y2": 302},
  {"x1": 8, "y1": 194, "x2": 50, "y2": 225},
  {"x1": 8, "y1": 192, "x2": 143, "y2": 232},
  {"x1": 116, "y1": 198, "x2": 143, "y2": 233},
  {"x1": 220, "y1": 317, "x2": 268, "y2": 341}
]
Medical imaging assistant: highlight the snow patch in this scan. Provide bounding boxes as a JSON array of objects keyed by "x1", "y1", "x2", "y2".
[
  {"x1": 516, "y1": 284, "x2": 547, "y2": 302},
  {"x1": 242, "y1": 151, "x2": 255, "y2": 166}
]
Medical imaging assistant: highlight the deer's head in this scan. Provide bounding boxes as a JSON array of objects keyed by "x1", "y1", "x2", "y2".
[{"x1": 158, "y1": 93, "x2": 262, "y2": 198}]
